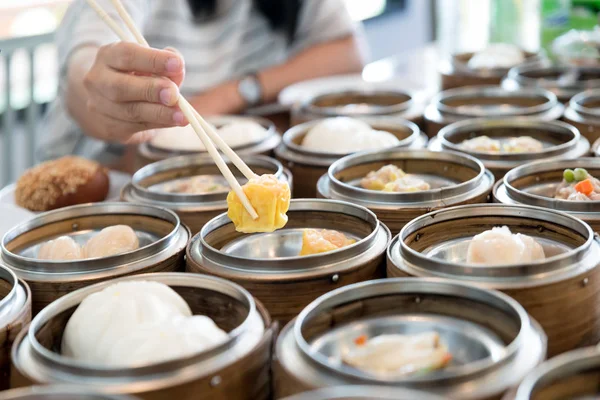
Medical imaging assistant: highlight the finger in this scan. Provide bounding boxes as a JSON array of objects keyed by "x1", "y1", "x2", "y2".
[
  {"x1": 87, "y1": 96, "x2": 187, "y2": 126},
  {"x1": 164, "y1": 47, "x2": 185, "y2": 87},
  {"x1": 95, "y1": 69, "x2": 180, "y2": 106},
  {"x1": 90, "y1": 113, "x2": 175, "y2": 144},
  {"x1": 128, "y1": 129, "x2": 159, "y2": 144},
  {"x1": 101, "y1": 42, "x2": 184, "y2": 77}
]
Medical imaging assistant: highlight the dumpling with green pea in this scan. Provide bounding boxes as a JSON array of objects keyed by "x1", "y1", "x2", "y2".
[{"x1": 556, "y1": 168, "x2": 600, "y2": 201}]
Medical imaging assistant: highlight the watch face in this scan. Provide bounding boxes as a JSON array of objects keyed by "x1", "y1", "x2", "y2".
[{"x1": 239, "y1": 76, "x2": 261, "y2": 105}]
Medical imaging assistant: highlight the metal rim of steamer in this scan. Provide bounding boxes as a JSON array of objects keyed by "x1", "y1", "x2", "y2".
[
  {"x1": 299, "y1": 89, "x2": 415, "y2": 117},
  {"x1": 275, "y1": 117, "x2": 424, "y2": 167},
  {"x1": 279, "y1": 385, "x2": 446, "y2": 400},
  {"x1": 0, "y1": 386, "x2": 140, "y2": 400},
  {"x1": 391, "y1": 203, "x2": 597, "y2": 287},
  {"x1": 513, "y1": 346, "x2": 600, "y2": 400},
  {"x1": 319, "y1": 148, "x2": 493, "y2": 209},
  {"x1": 448, "y1": 49, "x2": 547, "y2": 78},
  {"x1": 0, "y1": 203, "x2": 184, "y2": 274},
  {"x1": 292, "y1": 277, "x2": 534, "y2": 384},
  {"x1": 569, "y1": 89, "x2": 600, "y2": 120},
  {"x1": 434, "y1": 118, "x2": 589, "y2": 166},
  {"x1": 193, "y1": 198, "x2": 391, "y2": 279},
  {"x1": 17, "y1": 272, "x2": 264, "y2": 389}
]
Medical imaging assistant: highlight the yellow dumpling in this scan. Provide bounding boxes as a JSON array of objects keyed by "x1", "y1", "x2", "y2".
[
  {"x1": 226, "y1": 174, "x2": 291, "y2": 233},
  {"x1": 361, "y1": 165, "x2": 406, "y2": 191},
  {"x1": 299, "y1": 229, "x2": 356, "y2": 256}
]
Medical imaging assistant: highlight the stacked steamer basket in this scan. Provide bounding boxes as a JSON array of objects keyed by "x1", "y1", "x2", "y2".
[
  {"x1": 424, "y1": 86, "x2": 564, "y2": 137},
  {"x1": 280, "y1": 386, "x2": 446, "y2": 400},
  {"x1": 502, "y1": 64, "x2": 600, "y2": 103},
  {"x1": 290, "y1": 89, "x2": 425, "y2": 128},
  {"x1": 0, "y1": 203, "x2": 190, "y2": 314},
  {"x1": 506, "y1": 347, "x2": 600, "y2": 399},
  {"x1": 275, "y1": 117, "x2": 427, "y2": 198},
  {"x1": 0, "y1": 265, "x2": 30, "y2": 390},
  {"x1": 387, "y1": 204, "x2": 600, "y2": 356},
  {"x1": 429, "y1": 119, "x2": 590, "y2": 179},
  {"x1": 494, "y1": 158, "x2": 600, "y2": 232},
  {"x1": 0, "y1": 387, "x2": 139, "y2": 399},
  {"x1": 10, "y1": 273, "x2": 274, "y2": 400},
  {"x1": 274, "y1": 278, "x2": 546, "y2": 400},
  {"x1": 439, "y1": 49, "x2": 544, "y2": 90},
  {"x1": 563, "y1": 89, "x2": 600, "y2": 143},
  {"x1": 317, "y1": 149, "x2": 494, "y2": 235},
  {"x1": 186, "y1": 199, "x2": 391, "y2": 325},
  {"x1": 135, "y1": 115, "x2": 281, "y2": 170},
  {"x1": 121, "y1": 155, "x2": 292, "y2": 234}
]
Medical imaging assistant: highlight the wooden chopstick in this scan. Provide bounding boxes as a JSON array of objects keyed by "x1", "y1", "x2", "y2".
[{"x1": 85, "y1": 0, "x2": 259, "y2": 219}]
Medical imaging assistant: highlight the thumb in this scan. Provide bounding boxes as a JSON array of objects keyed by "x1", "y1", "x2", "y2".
[{"x1": 164, "y1": 47, "x2": 185, "y2": 87}]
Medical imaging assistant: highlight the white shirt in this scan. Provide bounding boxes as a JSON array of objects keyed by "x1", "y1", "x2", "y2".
[{"x1": 40, "y1": 0, "x2": 358, "y2": 161}]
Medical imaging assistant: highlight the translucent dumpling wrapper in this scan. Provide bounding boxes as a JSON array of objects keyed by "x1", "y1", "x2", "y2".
[
  {"x1": 502, "y1": 136, "x2": 544, "y2": 153},
  {"x1": 100, "y1": 315, "x2": 228, "y2": 367},
  {"x1": 62, "y1": 281, "x2": 193, "y2": 365},
  {"x1": 227, "y1": 174, "x2": 291, "y2": 233},
  {"x1": 555, "y1": 169, "x2": 600, "y2": 201},
  {"x1": 383, "y1": 175, "x2": 431, "y2": 193},
  {"x1": 342, "y1": 332, "x2": 452, "y2": 376},
  {"x1": 299, "y1": 229, "x2": 356, "y2": 256},
  {"x1": 460, "y1": 136, "x2": 502, "y2": 153},
  {"x1": 302, "y1": 117, "x2": 400, "y2": 154},
  {"x1": 467, "y1": 43, "x2": 525, "y2": 70},
  {"x1": 37, "y1": 236, "x2": 83, "y2": 261},
  {"x1": 361, "y1": 165, "x2": 406, "y2": 191},
  {"x1": 150, "y1": 120, "x2": 267, "y2": 152},
  {"x1": 83, "y1": 225, "x2": 139, "y2": 258},
  {"x1": 467, "y1": 226, "x2": 545, "y2": 265}
]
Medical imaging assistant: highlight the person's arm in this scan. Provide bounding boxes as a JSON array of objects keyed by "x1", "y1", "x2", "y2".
[
  {"x1": 65, "y1": 43, "x2": 186, "y2": 144},
  {"x1": 189, "y1": 34, "x2": 365, "y2": 115}
]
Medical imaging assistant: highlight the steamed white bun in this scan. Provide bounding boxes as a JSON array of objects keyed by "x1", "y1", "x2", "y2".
[
  {"x1": 467, "y1": 226, "x2": 545, "y2": 265},
  {"x1": 467, "y1": 44, "x2": 525, "y2": 70},
  {"x1": 302, "y1": 117, "x2": 400, "y2": 154},
  {"x1": 62, "y1": 281, "x2": 192, "y2": 364},
  {"x1": 150, "y1": 120, "x2": 267, "y2": 151},
  {"x1": 37, "y1": 236, "x2": 83, "y2": 261}
]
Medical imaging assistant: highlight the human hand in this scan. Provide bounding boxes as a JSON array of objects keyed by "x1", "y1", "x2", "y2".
[
  {"x1": 188, "y1": 81, "x2": 246, "y2": 117},
  {"x1": 83, "y1": 42, "x2": 187, "y2": 144}
]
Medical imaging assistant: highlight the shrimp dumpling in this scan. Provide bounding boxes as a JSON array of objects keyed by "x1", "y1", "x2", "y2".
[
  {"x1": 383, "y1": 176, "x2": 431, "y2": 193},
  {"x1": 83, "y1": 225, "x2": 139, "y2": 258},
  {"x1": 62, "y1": 281, "x2": 192, "y2": 365},
  {"x1": 299, "y1": 229, "x2": 356, "y2": 256},
  {"x1": 503, "y1": 136, "x2": 544, "y2": 153},
  {"x1": 227, "y1": 174, "x2": 291, "y2": 233},
  {"x1": 361, "y1": 165, "x2": 406, "y2": 190},
  {"x1": 460, "y1": 136, "x2": 501, "y2": 153},
  {"x1": 37, "y1": 236, "x2": 83, "y2": 261},
  {"x1": 467, "y1": 226, "x2": 545, "y2": 265}
]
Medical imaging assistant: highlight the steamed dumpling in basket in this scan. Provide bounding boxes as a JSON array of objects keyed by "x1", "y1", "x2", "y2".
[
  {"x1": 555, "y1": 168, "x2": 600, "y2": 201},
  {"x1": 467, "y1": 226, "x2": 545, "y2": 265},
  {"x1": 467, "y1": 43, "x2": 525, "y2": 70}
]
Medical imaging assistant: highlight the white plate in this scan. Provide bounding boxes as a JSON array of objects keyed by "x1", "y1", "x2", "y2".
[{"x1": 0, "y1": 170, "x2": 131, "y2": 213}]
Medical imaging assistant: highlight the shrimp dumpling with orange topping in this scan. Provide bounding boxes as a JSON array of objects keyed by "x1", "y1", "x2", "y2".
[
  {"x1": 83, "y1": 225, "x2": 139, "y2": 258},
  {"x1": 37, "y1": 236, "x2": 83, "y2": 261},
  {"x1": 227, "y1": 175, "x2": 291, "y2": 233},
  {"x1": 299, "y1": 229, "x2": 356, "y2": 256}
]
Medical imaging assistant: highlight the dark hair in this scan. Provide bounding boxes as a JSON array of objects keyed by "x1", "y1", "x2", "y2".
[{"x1": 187, "y1": 0, "x2": 302, "y2": 42}]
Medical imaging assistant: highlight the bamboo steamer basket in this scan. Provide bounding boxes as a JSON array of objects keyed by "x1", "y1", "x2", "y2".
[
  {"x1": 429, "y1": 119, "x2": 590, "y2": 179},
  {"x1": 290, "y1": 89, "x2": 425, "y2": 127},
  {"x1": 316, "y1": 149, "x2": 494, "y2": 236},
  {"x1": 121, "y1": 155, "x2": 292, "y2": 235},
  {"x1": 279, "y1": 386, "x2": 446, "y2": 400},
  {"x1": 0, "y1": 265, "x2": 30, "y2": 390},
  {"x1": 387, "y1": 203, "x2": 600, "y2": 357},
  {"x1": 439, "y1": 50, "x2": 545, "y2": 90},
  {"x1": 275, "y1": 117, "x2": 427, "y2": 198},
  {"x1": 0, "y1": 203, "x2": 190, "y2": 315},
  {"x1": 563, "y1": 89, "x2": 600, "y2": 143},
  {"x1": 274, "y1": 278, "x2": 546, "y2": 400},
  {"x1": 502, "y1": 65, "x2": 600, "y2": 103},
  {"x1": 10, "y1": 272, "x2": 274, "y2": 400},
  {"x1": 494, "y1": 158, "x2": 600, "y2": 232},
  {"x1": 0, "y1": 386, "x2": 139, "y2": 399},
  {"x1": 186, "y1": 199, "x2": 391, "y2": 325},
  {"x1": 135, "y1": 115, "x2": 280, "y2": 170},
  {"x1": 505, "y1": 347, "x2": 600, "y2": 400},
  {"x1": 424, "y1": 86, "x2": 564, "y2": 137}
]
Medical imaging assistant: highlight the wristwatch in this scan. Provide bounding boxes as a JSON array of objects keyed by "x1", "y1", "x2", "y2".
[{"x1": 237, "y1": 73, "x2": 263, "y2": 107}]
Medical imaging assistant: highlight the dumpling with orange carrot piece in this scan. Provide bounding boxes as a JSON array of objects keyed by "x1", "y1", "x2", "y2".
[
  {"x1": 226, "y1": 174, "x2": 291, "y2": 233},
  {"x1": 299, "y1": 229, "x2": 356, "y2": 256}
]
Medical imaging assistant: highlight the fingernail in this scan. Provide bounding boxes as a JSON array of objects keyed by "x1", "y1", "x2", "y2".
[
  {"x1": 173, "y1": 111, "x2": 185, "y2": 125},
  {"x1": 166, "y1": 57, "x2": 181, "y2": 73},
  {"x1": 160, "y1": 88, "x2": 172, "y2": 105}
]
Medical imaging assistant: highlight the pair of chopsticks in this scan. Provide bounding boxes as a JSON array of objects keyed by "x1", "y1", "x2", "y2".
[{"x1": 85, "y1": 0, "x2": 259, "y2": 220}]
